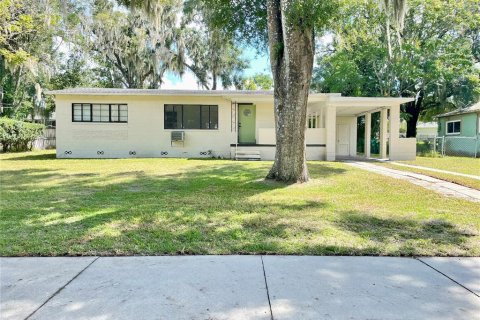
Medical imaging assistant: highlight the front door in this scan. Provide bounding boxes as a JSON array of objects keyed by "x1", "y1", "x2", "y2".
[
  {"x1": 238, "y1": 104, "x2": 256, "y2": 144},
  {"x1": 336, "y1": 124, "x2": 350, "y2": 156}
]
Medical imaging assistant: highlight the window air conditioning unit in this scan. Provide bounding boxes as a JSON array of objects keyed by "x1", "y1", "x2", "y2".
[{"x1": 171, "y1": 131, "x2": 185, "y2": 146}]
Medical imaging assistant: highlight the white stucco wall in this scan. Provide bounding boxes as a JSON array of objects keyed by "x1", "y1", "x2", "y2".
[
  {"x1": 56, "y1": 95, "x2": 330, "y2": 160},
  {"x1": 55, "y1": 93, "x2": 411, "y2": 161},
  {"x1": 231, "y1": 146, "x2": 326, "y2": 161},
  {"x1": 258, "y1": 128, "x2": 326, "y2": 145},
  {"x1": 255, "y1": 103, "x2": 275, "y2": 142},
  {"x1": 56, "y1": 95, "x2": 236, "y2": 159},
  {"x1": 389, "y1": 138, "x2": 417, "y2": 160}
]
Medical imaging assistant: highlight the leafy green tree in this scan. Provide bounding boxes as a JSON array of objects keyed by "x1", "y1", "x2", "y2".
[
  {"x1": 237, "y1": 73, "x2": 273, "y2": 90},
  {"x1": 1, "y1": 0, "x2": 59, "y2": 115},
  {"x1": 1, "y1": 0, "x2": 84, "y2": 119},
  {"x1": 314, "y1": 0, "x2": 480, "y2": 137}
]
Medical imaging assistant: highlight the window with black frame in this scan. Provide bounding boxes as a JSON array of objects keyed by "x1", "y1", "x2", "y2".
[
  {"x1": 446, "y1": 120, "x2": 461, "y2": 135},
  {"x1": 72, "y1": 104, "x2": 128, "y2": 123},
  {"x1": 164, "y1": 104, "x2": 218, "y2": 129}
]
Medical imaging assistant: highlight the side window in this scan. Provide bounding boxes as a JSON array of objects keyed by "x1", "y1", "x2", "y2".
[
  {"x1": 72, "y1": 104, "x2": 128, "y2": 123},
  {"x1": 73, "y1": 104, "x2": 91, "y2": 122},
  {"x1": 446, "y1": 120, "x2": 461, "y2": 134}
]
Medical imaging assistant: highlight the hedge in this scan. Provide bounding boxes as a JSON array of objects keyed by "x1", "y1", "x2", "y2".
[{"x1": 0, "y1": 118, "x2": 45, "y2": 152}]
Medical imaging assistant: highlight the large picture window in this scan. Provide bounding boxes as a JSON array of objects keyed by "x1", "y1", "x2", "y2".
[
  {"x1": 446, "y1": 120, "x2": 461, "y2": 135},
  {"x1": 164, "y1": 104, "x2": 218, "y2": 129},
  {"x1": 72, "y1": 104, "x2": 128, "y2": 123}
]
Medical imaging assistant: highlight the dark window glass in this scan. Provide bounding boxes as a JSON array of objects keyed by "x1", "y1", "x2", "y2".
[
  {"x1": 201, "y1": 105, "x2": 210, "y2": 129},
  {"x1": 209, "y1": 105, "x2": 218, "y2": 129},
  {"x1": 454, "y1": 121, "x2": 461, "y2": 132},
  {"x1": 164, "y1": 105, "x2": 218, "y2": 130},
  {"x1": 447, "y1": 121, "x2": 461, "y2": 134},
  {"x1": 183, "y1": 105, "x2": 201, "y2": 129},
  {"x1": 165, "y1": 105, "x2": 182, "y2": 129}
]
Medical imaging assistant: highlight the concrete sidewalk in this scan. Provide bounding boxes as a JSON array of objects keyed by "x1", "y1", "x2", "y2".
[
  {"x1": 1, "y1": 257, "x2": 479, "y2": 320},
  {"x1": 388, "y1": 162, "x2": 480, "y2": 181}
]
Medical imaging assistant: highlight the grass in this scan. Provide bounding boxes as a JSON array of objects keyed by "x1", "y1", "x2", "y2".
[
  {"x1": 377, "y1": 163, "x2": 480, "y2": 191},
  {"x1": 1, "y1": 150, "x2": 479, "y2": 257},
  {"x1": 398, "y1": 156, "x2": 480, "y2": 176}
]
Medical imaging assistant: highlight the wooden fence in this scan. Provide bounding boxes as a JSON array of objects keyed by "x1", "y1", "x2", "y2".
[{"x1": 33, "y1": 128, "x2": 56, "y2": 150}]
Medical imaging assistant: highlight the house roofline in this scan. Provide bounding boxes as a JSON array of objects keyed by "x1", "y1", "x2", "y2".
[
  {"x1": 45, "y1": 88, "x2": 413, "y2": 105},
  {"x1": 435, "y1": 102, "x2": 480, "y2": 118}
]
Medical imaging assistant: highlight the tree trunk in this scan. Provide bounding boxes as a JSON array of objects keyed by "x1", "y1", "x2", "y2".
[
  {"x1": 212, "y1": 72, "x2": 217, "y2": 90},
  {"x1": 405, "y1": 103, "x2": 419, "y2": 138},
  {"x1": 265, "y1": 0, "x2": 314, "y2": 183},
  {"x1": 385, "y1": 10, "x2": 393, "y2": 60},
  {"x1": 405, "y1": 90, "x2": 424, "y2": 138}
]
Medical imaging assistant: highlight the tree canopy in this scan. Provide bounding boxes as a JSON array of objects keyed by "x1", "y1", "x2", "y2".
[
  {"x1": 1, "y1": 0, "x2": 251, "y2": 120},
  {"x1": 313, "y1": 0, "x2": 480, "y2": 136}
]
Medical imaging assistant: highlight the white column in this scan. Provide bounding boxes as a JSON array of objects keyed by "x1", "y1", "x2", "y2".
[
  {"x1": 380, "y1": 108, "x2": 388, "y2": 159},
  {"x1": 389, "y1": 103, "x2": 401, "y2": 158},
  {"x1": 364, "y1": 112, "x2": 371, "y2": 158},
  {"x1": 325, "y1": 103, "x2": 336, "y2": 161}
]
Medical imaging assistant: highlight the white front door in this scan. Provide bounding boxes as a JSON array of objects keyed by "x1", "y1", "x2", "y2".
[{"x1": 336, "y1": 124, "x2": 350, "y2": 156}]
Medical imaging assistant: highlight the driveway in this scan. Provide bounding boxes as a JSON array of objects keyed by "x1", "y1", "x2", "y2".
[
  {"x1": 345, "y1": 161, "x2": 480, "y2": 202},
  {"x1": 1, "y1": 256, "x2": 479, "y2": 320}
]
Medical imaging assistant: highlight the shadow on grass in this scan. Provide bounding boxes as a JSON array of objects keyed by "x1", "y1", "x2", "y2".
[
  {"x1": 3, "y1": 153, "x2": 57, "y2": 160},
  {"x1": 0, "y1": 160, "x2": 476, "y2": 256}
]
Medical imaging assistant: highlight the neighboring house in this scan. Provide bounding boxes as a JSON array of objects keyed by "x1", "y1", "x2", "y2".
[
  {"x1": 436, "y1": 102, "x2": 480, "y2": 157},
  {"x1": 27, "y1": 111, "x2": 56, "y2": 128},
  {"x1": 416, "y1": 122, "x2": 438, "y2": 138},
  {"x1": 47, "y1": 88, "x2": 416, "y2": 161}
]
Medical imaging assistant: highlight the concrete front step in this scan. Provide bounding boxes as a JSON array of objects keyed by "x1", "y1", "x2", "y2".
[{"x1": 235, "y1": 150, "x2": 261, "y2": 161}]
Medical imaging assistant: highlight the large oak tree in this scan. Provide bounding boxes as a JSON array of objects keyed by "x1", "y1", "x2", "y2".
[{"x1": 195, "y1": 0, "x2": 339, "y2": 182}]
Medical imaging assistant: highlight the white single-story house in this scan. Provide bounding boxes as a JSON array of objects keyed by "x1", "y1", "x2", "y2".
[
  {"x1": 416, "y1": 122, "x2": 438, "y2": 138},
  {"x1": 47, "y1": 88, "x2": 416, "y2": 161}
]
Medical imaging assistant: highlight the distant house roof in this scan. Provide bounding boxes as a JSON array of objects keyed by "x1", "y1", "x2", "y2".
[
  {"x1": 416, "y1": 122, "x2": 438, "y2": 129},
  {"x1": 436, "y1": 102, "x2": 480, "y2": 118}
]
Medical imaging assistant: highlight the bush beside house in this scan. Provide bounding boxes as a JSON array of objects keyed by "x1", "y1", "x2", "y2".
[{"x1": 0, "y1": 118, "x2": 45, "y2": 152}]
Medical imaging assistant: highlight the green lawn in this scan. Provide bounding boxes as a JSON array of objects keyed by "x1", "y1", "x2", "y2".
[
  {"x1": 1, "y1": 151, "x2": 479, "y2": 257},
  {"x1": 399, "y1": 156, "x2": 480, "y2": 176}
]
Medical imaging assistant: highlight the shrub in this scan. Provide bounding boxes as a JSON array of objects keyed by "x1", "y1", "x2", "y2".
[{"x1": 0, "y1": 118, "x2": 45, "y2": 152}]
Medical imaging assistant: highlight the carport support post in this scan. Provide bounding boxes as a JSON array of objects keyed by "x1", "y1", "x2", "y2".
[
  {"x1": 389, "y1": 103, "x2": 401, "y2": 159},
  {"x1": 325, "y1": 104, "x2": 336, "y2": 161},
  {"x1": 364, "y1": 112, "x2": 371, "y2": 158},
  {"x1": 380, "y1": 108, "x2": 388, "y2": 159}
]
